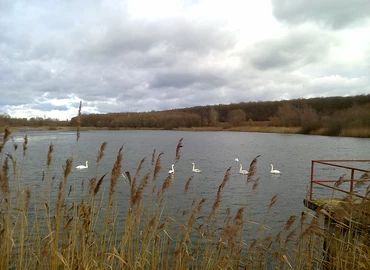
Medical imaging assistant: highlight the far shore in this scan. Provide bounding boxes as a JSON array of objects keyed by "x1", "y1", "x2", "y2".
[
  {"x1": 4, "y1": 125, "x2": 301, "y2": 134},
  {"x1": 2, "y1": 125, "x2": 370, "y2": 138}
]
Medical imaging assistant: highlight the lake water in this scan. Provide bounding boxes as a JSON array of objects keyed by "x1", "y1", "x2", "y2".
[{"x1": 3, "y1": 130, "x2": 370, "y2": 236}]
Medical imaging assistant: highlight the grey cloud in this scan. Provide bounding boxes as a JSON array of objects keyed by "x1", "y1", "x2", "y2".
[
  {"x1": 150, "y1": 71, "x2": 225, "y2": 89},
  {"x1": 272, "y1": 0, "x2": 370, "y2": 29},
  {"x1": 32, "y1": 104, "x2": 69, "y2": 112},
  {"x1": 73, "y1": 18, "x2": 236, "y2": 65},
  {"x1": 248, "y1": 26, "x2": 338, "y2": 70}
]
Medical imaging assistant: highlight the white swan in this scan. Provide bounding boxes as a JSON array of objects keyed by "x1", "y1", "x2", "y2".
[
  {"x1": 239, "y1": 164, "x2": 248, "y2": 174},
  {"x1": 76, "y1": 161, "x2": 88, "y2": 170},
  {"x1": 169, "y1": 164, "x2": 175, "y2": 174},
  {"x1": 192, "y1": 162, "x2": 201, "y2": 173},
  {"x1": 235, "y1": 156, "x2": 239, "y2": 162},
  {"x1": 270, "y1": 164, "x2": 281, "y2": 174}
]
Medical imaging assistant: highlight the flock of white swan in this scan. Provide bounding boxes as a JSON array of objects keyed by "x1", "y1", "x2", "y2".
[
  {"x1": 235, "y1": 156, "x2": 281, "y2": 175},
  {"x1": 76, "y1": 157, "x2": 281, "y2": 176},
  {"x1": 166, "y1": 156, "x2": 281, "y2": 176}
]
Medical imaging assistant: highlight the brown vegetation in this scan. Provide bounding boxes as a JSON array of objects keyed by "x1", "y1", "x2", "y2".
[{"x1": 1, "y1": 94, "x2": 370, "y2": 137}]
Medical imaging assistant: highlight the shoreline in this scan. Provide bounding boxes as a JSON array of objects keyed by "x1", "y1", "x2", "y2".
[{"x1": 2, "y1": 125, "x2": 370, "y2": 138}]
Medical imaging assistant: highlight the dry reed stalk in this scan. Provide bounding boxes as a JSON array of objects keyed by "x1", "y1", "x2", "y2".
[
  {"x1": 221, "y1": 207, "x2": 245, "y2": 243},
  {"x1": 355, "y1": 172, "x2": 370, "y2": 188},
  {"x1": 132, "y1": 171, "x2": 151, "y2": 209},
  {"x1": 63, "y1": 158, "x2": 73, "y2": 179},
  {"x1": 334, "y1": 174, "x2": 346, "y2": 188},
  {"x1": 22, "y1": 135, "x2": 28, "y2": 157},
  {"x1": 284, "y1": 215, "x2": 298, "y2": 231},
  {"x1": 151, "y1": 148, "x2": 156, "y2": 165},
  {"x1": 247, "y1": 155, "x2": 260, "y2": 184},
  {"x1": 268, "y1": 193, "x2": 279, "y2": 210},
  {"x1": 88, "y1": 177, "x2": 97, "y2": 195},
  {"x1": 92, "y1": 174, "x2": 106, "y2": 196},
  {"x1": 158, "y1": 174, "x2": 173, "y2": 198},
  {"x1": 24, "y1": 186, "x2": 31, "y2": 212},
  {"x1": 175, "y1": 138, "x2": 183, "y2": 164},
  {"x1": 184, "y1": 175, "x2": 195, "y2": 195},
  {"x1": 47, "y1": 143, "x2": 53, "y2": 168},
  {"x1": 76, "y1": 101, "x2": 82, "y2": 142},
  {"x1": 284, "y1": 229, "x2": 296, "y2": 248},
  {"x1": 130, "y1": 157, "x2": 145, "y2": 207},
  {"x1": 252, "y1": 177, "x2": 260, "y2": 191},
  {"x1": 333, "y1": 196, "x2": 354, "y2": 222},
  {"x1": 109, "y1": 145, "x2": 123, "y2": 202},
  {"x1": 208, "y1": 167, "x2": 231, "y2": 221},
  {"x1": 153, "y1": 152, "x2": 163, "y2": 181},
  {"x1": 96, "y1": 141, "x2": 108, "y2": 164},
  {"x1": 0, "y1": 156, "x2": 10, "y2": 197},
  {"x1": 186, "y1": 198, "x2": 207, "y2": 233},
  {"x1": 0, "y1": 127, "x2": 11, "y2": 152}
]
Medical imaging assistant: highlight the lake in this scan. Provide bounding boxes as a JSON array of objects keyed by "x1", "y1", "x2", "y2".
[{"x1": 3, "y1": 129, "x2": 370, "y2": 236}]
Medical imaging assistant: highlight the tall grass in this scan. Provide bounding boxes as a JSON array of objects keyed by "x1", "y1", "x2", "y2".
[{"x1": 1, "y1": 122, "x2": 370, "y2": 269}]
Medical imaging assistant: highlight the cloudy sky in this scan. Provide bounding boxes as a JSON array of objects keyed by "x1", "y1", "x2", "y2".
[{"x1": 1, "y1": 0, "x2": 369, "y2": 120}]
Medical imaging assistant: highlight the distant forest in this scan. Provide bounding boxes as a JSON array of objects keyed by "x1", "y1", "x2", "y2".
[{"x1": 2, "y1": 94, "x2": 370, "y2": 137}]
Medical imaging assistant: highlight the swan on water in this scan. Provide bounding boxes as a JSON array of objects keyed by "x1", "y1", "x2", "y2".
[
  {"x1": 235, "y1": 156, "x2": 239, "y2": 162},
  {"x1": 270, "y1": 164, "x2": 281, "y2": 174},
  {"x1": 239, "y1": 164, "x2": 248, "y2": 174},
  {"x1": 169, "y1": 164, "x2": 175, "y2": 174},
  {"x1": 192, "y1": 162, "x2": 201, "y2": 173},
  {"x1": 76, "y1": 161, "x2": 88, "y2": 169}
]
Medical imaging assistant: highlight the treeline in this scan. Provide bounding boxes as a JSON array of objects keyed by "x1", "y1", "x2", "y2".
[
  {"x1": 0, "y1": 115, "x2": 69, "y2": 129},
  {"x1": 2, "y1": 94, "x2": 370, "y2": 136},
  {"x1": 70, "y1": 111, "x2": 202, "y2": 129},
  {"x1": 70, "y1": 94, "x2": 370, "y2": 136}
]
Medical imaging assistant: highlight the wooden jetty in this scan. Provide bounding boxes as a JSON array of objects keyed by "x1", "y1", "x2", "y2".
[{"x1": 304, "y1": 160, "x2": 370, "y2": 269}]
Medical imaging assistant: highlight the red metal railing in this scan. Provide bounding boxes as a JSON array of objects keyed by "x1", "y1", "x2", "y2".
[{"x1": 309, "y1": 160, "x2": 370, "y2": 200}]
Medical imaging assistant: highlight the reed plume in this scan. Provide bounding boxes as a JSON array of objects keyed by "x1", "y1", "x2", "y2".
[
  {"x1": 175, "y1": 138, "x2": 183, "y2": 164},
  {"x1": 184, "y1": 175, "x2": 195, "y2": 194},
  {"x1": 96, "y1": 141, "x2": 108, "y2": 164},
  {"x1": 221, "y1": 207, "x2": 245, "y2": 243},
  {"x1": 153, "y1": 152, "x2": 163, "y2": 181},
  {"x1": 109, "y1": 145, "x2": 123, "y2": 202},
  {"x1": 268, "y1": 193, "x2": 279, "y2": 210},
  {"x1": 284, "y1": 215, "x2": 298, "y2": 231},
  {"x1": 334, "y1": 174, "x2": 346, "y2": 188},
  {"x1": 355, "y1": 172, "x2": 370, "y2": 188},
  {"x1": 130, "y1": 157, "x2": 145, "y2": 207},
  {"x1": 22, "y1": 135, "x2": 28, "y2": 157},
  {"x1": 247, "y1": 155, "x2": 260, "y2": 184},
  {"x1": 63, "y1": 158, "x2": 73, "y2": 179},
  {"x1": 93, "y1": 173, "x2": 107, "y2": 196},
  {"x1": 2, "y1": 126, "x2": 11, "y2": 146},
  {"x1": 208, "y1": 167, "x2": 231, "y2": 220},
  {"x1": 76, "y1": 101, "x2": 82, "y2": 142},
  {"x1": 158, "y1": 173, "x2": 173, "y2": 198},
  {"x1": 151, "y1": 148, "x2": 156, "y2": 165},
  {"x1": 89, "y1": 177, "x2": 97, "y2": 195},
  {"x1": 0, "y1": 156, "x2": 10, "y2": 197},
  {"x1": 23, "y1": 186, "x2": 31, "y2": 212},
  {"x1": 132, "y1": 171, "x2": 150, "y2": 208},
  {"x1": 47, "y1": 143, "x2": 53, "y2": 167}
]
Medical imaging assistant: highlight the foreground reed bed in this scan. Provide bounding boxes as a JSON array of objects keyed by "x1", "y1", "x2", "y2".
[{"x1": 0, "y1": 124, "x2": 370, "y2": 269}]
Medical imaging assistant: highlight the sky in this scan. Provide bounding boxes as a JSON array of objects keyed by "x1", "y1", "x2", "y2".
[{"x1": 1, "y1": 0, "x2": 370, "y2": 120}]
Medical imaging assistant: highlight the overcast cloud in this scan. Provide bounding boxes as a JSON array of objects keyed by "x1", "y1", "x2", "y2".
[{"x1": 1, "y1": 0, "x2": 369, "y2": 120}]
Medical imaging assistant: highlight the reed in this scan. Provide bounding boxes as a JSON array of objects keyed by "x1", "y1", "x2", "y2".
[{"x1": 0, "y1": 125, "x2": 369, "y2": 269}]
